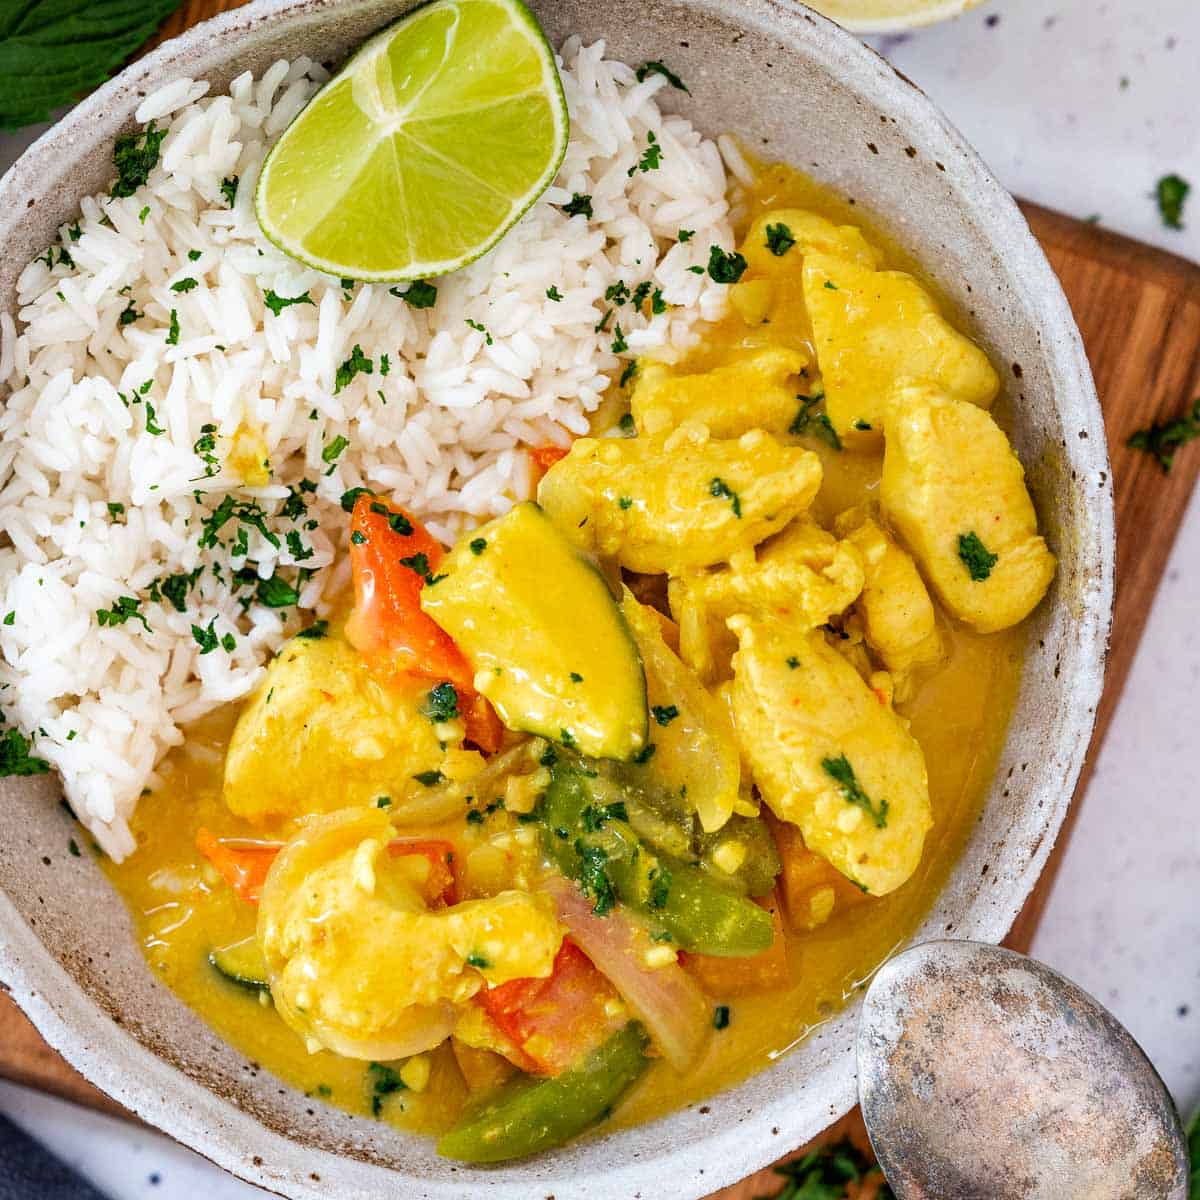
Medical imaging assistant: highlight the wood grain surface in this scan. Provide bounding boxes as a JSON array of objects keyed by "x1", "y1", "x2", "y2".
[{"x1": 3, "y1": 3, "x2": 1200, "y2": 1196}]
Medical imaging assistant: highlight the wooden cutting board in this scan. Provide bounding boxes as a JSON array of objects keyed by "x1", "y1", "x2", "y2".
[{"x1": 4, "y1": 1, "x2": 1200, "y2": 1192}]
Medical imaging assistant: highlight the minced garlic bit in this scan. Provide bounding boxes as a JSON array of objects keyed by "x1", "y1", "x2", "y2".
[
  {"x1": 808, "y1": 886, "x2": 837, "y2": 927},
  {"x1": 711, "y1": 839, "x2": 747, "y2": 875},
  {"x1": 642, "y1": 943, "x2": 677, "y2": 969},
  {"x1": 399, "y1": 1054, "x2": 431, "y2": 1093},
  {"x1": 350, "y1": 837, "x2": 381, "y2": 894}
]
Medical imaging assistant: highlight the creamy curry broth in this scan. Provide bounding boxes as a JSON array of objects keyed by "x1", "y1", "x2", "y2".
[{"x1": 103, "y1": 159, "x2": 1028, "y2": 1135}]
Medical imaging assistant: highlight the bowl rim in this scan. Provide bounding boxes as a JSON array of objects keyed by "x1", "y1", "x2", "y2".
[{"x1": 0, "y1": 1, "x2": 1113, "y2": 1197}]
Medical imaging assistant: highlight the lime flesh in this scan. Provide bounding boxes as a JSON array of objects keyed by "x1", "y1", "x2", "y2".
[{"x1": 256, "y1": 0, "x2": 568, "y2": 281}]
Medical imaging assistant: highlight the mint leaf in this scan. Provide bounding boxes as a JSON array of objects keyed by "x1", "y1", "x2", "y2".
[{"x1": 0, "y1": 0, "x2": 183, "y2": 131}]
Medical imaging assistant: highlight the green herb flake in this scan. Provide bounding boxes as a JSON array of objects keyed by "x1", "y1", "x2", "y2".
[
  {"x1": 466, "y1": 809, "x2": 486, "y2": 825},
  {"x1": 569, "y1": 671, "x2": 584, "y2": 683},
  {"x1": 296, "y1": 619, "x2": 329, "y2": 640},
  {"x1": 350, "y1": 530, "x2": 366, "y2": 545},
  {"x1": 220, "y1": 176, "x2": 239, "y2": 207},
  {"x1": 822, "y1": 753, "x2": 888, "y2": 829},
  {"x1": 68, "y1": 838, "x2": 81, "y2": 857},
  {"x1": 144, "y1": 401, "x2": 165, "y2": 434},
  {"x1": 118, "y1": 300, "x2": 141, "y2": 327},
  {"x1": 823, "y1": 279, "x2": 838, "y2": 290},
  {"x1": 709, "y1": 476, "x2": 742, "y2": 518},
  {"x1": 171, "y1": 277, "x2": 198, "y2": 293},
  {"x1": 632, "y1": 742, "x2": 657, "y2": 765},
  {"x1": 263, "y1": 288, "x2": 314, "y2": 317},
  {"x1": 2, "y1": 611, "x2": 14, "y2": 625},
  {"x1": 706, "y1": 244, "x2": 747, "y2": 284},
  {"x1": 618, "y1": 410, "x2": 637, "y2": 433},
  {"x1": 469, "y1": 537, "x2": 487, "y2": 555},
  {"x1": 648, "y1": 864, "x2": 671, "y2": 909},
  {"x1": 629, "y1": 129, "x2": 663, "y2": 175},
  {"x1": 767, "y1": 1138, "x2": 882, "y2": 1199},
  {"x1": 111, "y1": 121, "x2": 168, "y2": 198},
  {"x1": 96, "y1": 596, "x2": 150, "y2": 632},
  {"x1": 399, "y1": 552, "x2": 436, "y2": 585},
  {"x1": 957, "y1": 531, "x2": 999, "y2": 582},
  {"x1": 187, "y1": 249, "x2": 202, "y2": 262},
  {"x1": 789, "y1": 394, "x2": 842, "y2": 451},
  {"x1": 466, "y1": 952, "x2": 491, "y2": 969},
  {"x1": 322, "y1": 434, "x2": 349, "y2": 465},
  {"x1": 334, "y1": 344, "x2": 373, "y2": 393},
  {"x1": 367, "y1": 1062, "x2": 406, "y2": 1117},
  {"x1": 546, "y1": 285, "x2": 563, "y2": 302},
  {"x1": 713, "y1": 1004, "x2": 731, "y2": 1031},
  {"x1": 559, "y1": 728, "x2": 577, "y2": 749},
  {"x1": 465, "y1": 318, "x2": 493, "y2": 345},
  {"x1": 635, "y1": 60, "x2": 689, "y2": 93},
  {"x1": 165, "y1": 308, "x2": 179, "y2": 345},
  {"x1": 575, "y1": 840, "x2": 616, "y2": 916},
  {"x1": 375, "y1": 796, "x2": 392, "y2": 808},
  {"x1": 138, "y1": 205, "x2": 150, "y2": 224},
  {"x1": 413, "y1": 769, "x2": 445, "y2": 787},
  {"x1": 0, "y1": 728, "x2": 50, "y2": 777},
  {"x1": 765, "y1": 222, "x2": 796, "y2": 256},
  {"x1": 786, "y1": 655, "x2": 800, "y2": 669},
  {"x1": 191, "y1": 619, "x2": 221, "y2": 655},
  {"x1": 563, "y1": 193, "x2": 593, "y2": 219},
  {"x1": 611, "y1": 325, "x2": 628, "y2": 354},
  {"x1": 340, "y1": 486, "x2": 373, "y2": 512},
  {"x1": 651, "y1": 704, "x2": 679, "y2": 727},
  {"x1": 420, "y1": 682, "x2": 460, "y2": 724},
  {"x1": 255, "y1": 574, "x2": 300, "y2": 609},
  {"x1": 1156, "y1": 173, "x2": 1190, "y2": 230},
  {"x1": 677, "y1": 229, "x2": 695, "y2": 242},
  {"x1": 394, "y1": 280, "x2": 438, "y2": 309},
  {"x1": 1127, "y1": 398, "x2": 1200, "y2": 473},
  {"x1": 853, "y1": 419, "x2": 872, "y2": 431}
]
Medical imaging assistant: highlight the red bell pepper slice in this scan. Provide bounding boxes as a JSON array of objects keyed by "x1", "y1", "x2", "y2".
[{"x1": 196, "y1": 829, "x2": 280, "y2": 903}]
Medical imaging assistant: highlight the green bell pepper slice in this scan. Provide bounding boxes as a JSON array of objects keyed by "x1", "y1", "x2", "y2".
[
  {"x1": 437, "y1": 1022, "x2": 648, "y2": 1163},
  {"x1": 540, "y1": 760, "x2": 773, "y2": 956}
]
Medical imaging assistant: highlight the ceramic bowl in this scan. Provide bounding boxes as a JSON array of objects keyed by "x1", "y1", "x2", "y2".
[
  {"x1": 808, "y1": 0, "x2": 987, "y2": 35},
  {"x1": 0, "y1": 2, "x2": 1112, "y2": 1197}
]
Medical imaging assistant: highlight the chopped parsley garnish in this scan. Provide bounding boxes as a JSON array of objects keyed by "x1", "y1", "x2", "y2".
[
  {"x1": 340, "y1": 486, "x2": 373, "y2": 512},
  {"x1": 255, "y1": 574, "x2": 300, "y2": 608},
  {"x1": 375, "y1": 796, "x2": 391, "y2": 808},
  {"x1": 296, "y1": 620, "x2": 329, "y2": 640},
  {"x1": 563, "y1": 193, "x2": 593, "y2": 219},
  {"x1": 263, "y1": 288, "x2": 314, "y2": 317},
  {"x1": 594, "y1": 308, "x2": 614, "y2": 333},
  {"x1": 350, "y1": 530, "x2": 366, "y2": 546},
  {"x1": 469, "y1": 537, "x2": 487, "y2": 555},
  {"x1": 220, "y1": 176, "x2": 239, "y2": 207},
  {"x1": 379, "y1": 353, "x2": 390, "y2": 377},
  {"x1": 1156, "y1": 173, "x2": 1190, "y2": 230},
  {"x1": 187, "y1": 249, "x2": 201, "y2": 261},
  {"x1": 611, "y1": 325, "x2": 628, "y2": 354},
  {"x1": 822, "y1": 754, "x2": 888, "y2": 829},
  {"x1": 198, "y1": 495, "x2": 280, "y2": 551},
  {"x1": 581, "y1": 802, "x2": 628, "y2": 833},
  {"x1": 287, "y1": 530, "x2": 315, "y2": 562},
  {"x1": 138, "y1": 205, "x2": 150, "y2": 224},
  {"x1": 957, "y1": 531, "x2": 999, "y2": 582},
  {"x1": 546, "y1": 285, "x2": 563, "y2": 302},
  {"x1": 650, "y1": 287, "x2": 667, "y2": 314},
  {"x1": 107, "y1": 501, "x2": 125, "y2": 517},
  {"x1": 569, "y1": 671, "x2": 584, "y2": 683},
  {"x1": 687, "y1": 265, "x2": 705, "y2": 274},
  {"x1": 465, "y1": 318, "x2": 493, "y2": 345},
  {"x1": 560, "y1": 728, "x2": 577, "y2": 749},
  {"x1": 628, "y1": 129, "x2": 663, "y2": 175},
  {"x1": 466, "y1": 952, "x2": 491, "y2": 969},
  {"x1": 677, "y1": 228, "x2": 695, "y2": 242},
  {"x1": 631, "y1": 281, "x2": 652, "y2": 309},
  {"x1": 68, "y1": 838, "x2": 81, "y2": 857},
  {"x1": 367, "y1": 1062, "x2": 406, "y2": 1117},
  {"x1": 575, "y1": 840, "x2": 616, "y2": 915},
  {"x1": 2, "y1": 611, "x2": 13, "y2": 625},
  {"x1": 617, "y1": 496, "x2": 633, "y2": 510},
  {"x1": 111, "y1": 121, "x2": 167, "y2": 198},
  {"x1": 786, "y1": 655, "x2": 800, "y2": 669},
  {"x1": 709, "y1": 476, "x2": 742, "y2": 518},
  {"x1": 635, "y1": 60, "x2": 689, "y2": 92},
  {"x1": 706, "y1": 244, "x2": 747, "y2": 284},
  {"x1": 322, "y1": 434, "x2": 349, "y2": 465},
  {"x1": 118, "y1": 300, "x2": 141, "y2": 326},
  {"x1": 171, "y1": 277, "x2": 198, "y2": 293},
  {"x1": 144, "y1": 401, "x2": 165, "y2": 435},
  {"x1": 96, "y1": 596, "x2": 150, "y2": 632},
  {"x1": 0, "y1": 727, "x2": 49, "y2": 777},
  {"x1": 648, "y1": 864, "x2": 671, "y2": 909},
  {"x1": 823, "y1": 279, "x2": 838, "y2": 290},
  {"x1": 413, "y1": 769, "x2": 445, "y2": 787},
  {"x1": 768, "y1": 1138, "x2": 883, "y2": 1199},
  {"x1": 370, "y1": 501, "x2": 413, "y2": 536},
  {"x1": 1127, "y1": 398, "x2": 1200, "y2": 473},
  {"x1": 399, "y1": 552, "x2": 436, "y2": 584},
  {"x1": 713, "y1": 1005, "x2": 731, "y2": 1030},
  {"x1": 420, "y1": 682, "x2": 460, "y2": 724},
  {"x1": 853, "y1": 419, "x2": 872, "y2": 431},
  {"x1": 394, "y1": 280, "x2": 438, "y2": 309},
  {"x1": 765, "y1": 222, "x2": 796, "y2": 256},
  {"x1": 605, "y1": 280, "x2": 631, "y2": 306},
  {"x1": 153, "y1": 571, "x2": 198, "y2": 614},
  {"x1": 619, "y1": 364, "x2": 638, "y2": 391},
  {"x1": 651, "y1": 704, "x2": 679, "y2": 726},
  {"x1": 632, "y1": 742, "x2": 657, "y2": 764},
  {"x1": 466, "y1": 809, "x2": 486, "y2": 825},
  {"x1": 789, "y1": 393, "x2": 842, "y2": 450},
  {"x1": 165, "y1": 308, "x2": 179, "y2": 345},
  {"x1": 618, "y1": 411, "x2": 637, "y2": 434},
  {"x1": 192, "y1": 423, "x2": 219, "y2": 476},
  {"x1": 191, "y1": 618, "x2": 231, "y2": 655},
  {"x1": 334, "y1": 344, "x2": 373, "y2": 393}
]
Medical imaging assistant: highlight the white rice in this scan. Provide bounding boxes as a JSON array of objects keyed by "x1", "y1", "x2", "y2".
[{"x1": 0, "y1": 40, "x2": 733, "y2": 859}]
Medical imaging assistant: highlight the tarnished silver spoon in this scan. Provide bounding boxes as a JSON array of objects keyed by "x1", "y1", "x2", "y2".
[{"x1": 857, "y1": 940, "x2": 1189, "y2": 1199}]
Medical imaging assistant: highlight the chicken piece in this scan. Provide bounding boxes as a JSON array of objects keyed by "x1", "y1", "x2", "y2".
[
  {"x1": 833, "y1": 508, "x2": 943, "y2": 690},
  {"x1": 537, "y1": 422, "x2": 823, "y2": 574},
  {"x1": 880, "y1": 381, "x2": 1057, "y2": 633},
  {"x1": 258, "y1": 808, "x2": 564, "y2": 1059},
  {"x1": 802, "y1": 251, "x2": 999, "y2": 442},
  {"x1": 728, "y1": 618, "x2": 932, "y2": 896},
  {"x1": 630, "y1": 346, "x2": 811, "y2": 440},
  {"x1": 741, "y1": 208, "x2": 881, "y2": 275},
  {"x1": 223, "y1": 634, "x2": 482, "y2": 824},
  {"x1": 668, "y1": 520, "x2": 864, "y2": 681}
]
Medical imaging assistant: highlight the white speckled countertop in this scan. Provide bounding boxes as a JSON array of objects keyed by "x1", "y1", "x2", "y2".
[{"x1": 1, "y1": 0, "x2": 1197, "y2": 1194}]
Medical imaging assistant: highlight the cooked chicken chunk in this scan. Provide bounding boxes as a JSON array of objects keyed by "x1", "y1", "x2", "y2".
[
  {"x1": 740, "y1": 208, "x2": 881, "y2": 274},
  {"x1": 728, "y1": 618, "x2": 931, "y2": 896},
  {"x1": 223, "y1": 635, "x2": 482, "y2": 823},
  {"x1": 880, "y1": 381, "x2": 1057, "y2": 633},
  {"x1": 668, "y1": 520, "x2": 864, "y2": 681},
  {"x1": 537, "y1": 423, "x2": 822, "y2": 574}
]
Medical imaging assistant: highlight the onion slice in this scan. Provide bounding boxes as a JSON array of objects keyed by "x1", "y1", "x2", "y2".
[{"x1": 542, "y1": 875, "x2": 711, "y2": 1072}]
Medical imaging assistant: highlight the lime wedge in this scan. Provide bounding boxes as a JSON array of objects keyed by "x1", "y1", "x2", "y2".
[{"x1": 256, "y1": 0, "x2": 568, "y2": 281}]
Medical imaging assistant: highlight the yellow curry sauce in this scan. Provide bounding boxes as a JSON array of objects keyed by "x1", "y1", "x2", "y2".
[{"x1": 103, "y1": 159, "x2": 1028, "y2": 1136}]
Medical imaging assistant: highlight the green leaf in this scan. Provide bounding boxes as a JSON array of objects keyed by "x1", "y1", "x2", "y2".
[{"x1": 0, "y1": 0, "x2": 183, "y2": 131}]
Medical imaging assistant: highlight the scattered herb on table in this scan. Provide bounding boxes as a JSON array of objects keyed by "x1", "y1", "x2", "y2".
[
  {"x1": 1127, "y1": 398, "x2": 1200, "y2": 473},
  {"x1": 635, "y1": 60, "x2": 689, "y2": 93},
  {"x1": 822, "y1": 754, "x2": 888, "y2": 830},
  {"x1": 706, "y1": 244, "x2": 747, "y2": 284},
  {"x1": 1156, "y1": 173, "x2": 1190, "y2": 231},
  {"x1": 755, "y1": 1138, "x2": 888, "y2": 1200},
  {"x1": 957, "y1": 531, "x2": 998, "y2": 582}
]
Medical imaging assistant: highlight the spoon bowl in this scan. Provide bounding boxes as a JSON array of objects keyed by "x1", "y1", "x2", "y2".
[{"x1": 858, "y1": 941, "x2": 1189, "y2": 1199}]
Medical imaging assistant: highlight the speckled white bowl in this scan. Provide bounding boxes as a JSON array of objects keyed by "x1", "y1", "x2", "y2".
[
  {"x1": 810, "y1": 0, "x2": 987, "y2": 35},
  {"x1": 0, "y1": 2, "x2": 1112, "y2": 1198}
]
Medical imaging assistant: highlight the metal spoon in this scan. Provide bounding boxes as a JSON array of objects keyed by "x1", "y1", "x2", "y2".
[{"x1": 857, "y1": 940, "x2": 1190, "y2": 1199}]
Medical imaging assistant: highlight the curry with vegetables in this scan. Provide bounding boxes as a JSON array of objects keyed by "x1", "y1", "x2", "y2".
[{"x1": 105, "y1": 163, "x2": 1053, "y2": 1162}]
